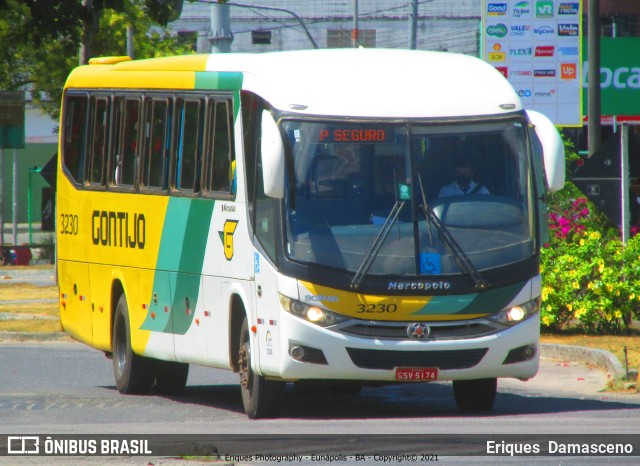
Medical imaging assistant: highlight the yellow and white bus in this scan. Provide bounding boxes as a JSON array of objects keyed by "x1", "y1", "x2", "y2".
[{"x1": 57, "y1": 49, "x2": 564, "y2": 418}]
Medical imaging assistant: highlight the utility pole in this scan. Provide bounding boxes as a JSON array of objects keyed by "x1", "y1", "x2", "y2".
[
  {"x1": 210, "y1": 1, "x2": 234, "y2": 53},
  {"x1": 588, "y1": 0, "x2": 601, "y2": 155},
  {"x1": 409, "y1": 0, "x2": 418, "y2": 49},
  {"x1": 352, "y1": 0, "x2": 359, "y2": 48}
]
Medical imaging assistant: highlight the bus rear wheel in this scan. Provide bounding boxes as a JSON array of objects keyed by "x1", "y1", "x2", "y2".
[
  {"x1": 238, "y1": 318, "x2": 283, "y2": 419},
  {"x1": 112, "y1": 294, "x2": 153, "y2": 394},
  {"x1": 452, "y1": 378, "x2": 497, "y2": 412}
]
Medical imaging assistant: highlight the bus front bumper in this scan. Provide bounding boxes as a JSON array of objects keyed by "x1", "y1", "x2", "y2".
[{"x1": 266, "y1": 311, "x2": 540, "y2": 383}]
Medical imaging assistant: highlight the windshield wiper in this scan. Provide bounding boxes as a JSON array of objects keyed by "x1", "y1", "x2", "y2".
[
  {"x1": 350, "y1": 201, "x2": 406, "y2": 290},
  {"x1": 417, "y1": 176, "x2": 488, "y2": 290}
]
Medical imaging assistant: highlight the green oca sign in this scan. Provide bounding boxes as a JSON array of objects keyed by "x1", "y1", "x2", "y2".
[{"x1": 583, "y1": 37, "x2": 640, "y2": 117}]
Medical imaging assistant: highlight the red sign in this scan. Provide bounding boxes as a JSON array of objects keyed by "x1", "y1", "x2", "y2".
[{"x1": 535, "y1": 46, "x2": 555, "y2": 57}]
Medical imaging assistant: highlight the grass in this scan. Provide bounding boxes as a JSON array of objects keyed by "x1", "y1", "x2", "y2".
[
  {"x1": 0, "y1": 281, "x2": 58, "y2": 301},
  {"x1": 0, "y1": 318, "x2": 62, "y2": 333}
]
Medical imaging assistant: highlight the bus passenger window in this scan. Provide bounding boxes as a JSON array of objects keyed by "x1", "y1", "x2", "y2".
[
  {"x1": 111, "y1": 97, "x2": 140, "y2": 188},
  {"x1": 175, "y1": 98, "x2": 202, "y2": 192},
  {"x1": 62, "y1": 94, "x2": 88, "y2": 183},
  {"x1": 142, "y1": 98, "x2": 169, "y2": 189},
  {"x1": 89, "y1": 97, "x2": 109, "y2": 185},
  {"x1": 119, "y1": 99, "x2": 140, "y2": 186},
  {"x1": 205, "y1": 99, "x2": 234, "y2": 194}
]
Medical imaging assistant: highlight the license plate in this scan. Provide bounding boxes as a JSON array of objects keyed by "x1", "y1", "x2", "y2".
[{"x1": 395, "y1": 367, "x2": 438, "y2": 381}]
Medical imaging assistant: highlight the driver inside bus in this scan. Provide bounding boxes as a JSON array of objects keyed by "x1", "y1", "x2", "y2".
[{"x1": 438, "y1": 157, "x2": 489, "y2": 197}]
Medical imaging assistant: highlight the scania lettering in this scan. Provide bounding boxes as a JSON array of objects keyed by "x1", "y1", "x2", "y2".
[{"x1": 57, "y1": 49, "x2": 564, "y2": 418}]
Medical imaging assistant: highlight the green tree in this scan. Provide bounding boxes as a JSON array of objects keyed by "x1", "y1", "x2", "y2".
[{"x1": 0, "y1": 0, "x2": 193, "y2": 119}]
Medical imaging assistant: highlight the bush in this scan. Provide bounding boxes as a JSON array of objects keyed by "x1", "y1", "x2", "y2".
[{"x1": 541, "y1": 183, "x2": 640, "y2": 334}]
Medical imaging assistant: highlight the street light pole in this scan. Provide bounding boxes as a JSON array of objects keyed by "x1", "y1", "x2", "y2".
[{"x1": 588, "y1": 0, "x2": 601, "y2": 156}]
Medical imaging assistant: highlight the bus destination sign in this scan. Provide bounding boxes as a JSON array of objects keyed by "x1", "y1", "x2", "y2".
[{"x1": 319, "y1": 127, "x2": 391, "y2": 144}]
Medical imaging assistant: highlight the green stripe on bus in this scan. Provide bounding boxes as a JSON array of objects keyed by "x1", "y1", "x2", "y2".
[
  {"x1": 141, "y1": 198, "x2": 215, "y2": 334},
  {"x1": 195, "y1": 72, "x2": 243, "y2": 91},
  {"x1": 413, "y1": 280, "x2": 528, "y2": 316}
]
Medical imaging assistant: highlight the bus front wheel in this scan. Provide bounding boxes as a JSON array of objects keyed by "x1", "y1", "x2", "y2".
[
  {"x1": 238, "y1": 318, "x2": 283, "y2": 419},
  {"x1": 112, "y1": 294, "x2": 153, "y2": 394},
  {"x1": 452, "y1": 378, "x2": 497, "y2": 412}
]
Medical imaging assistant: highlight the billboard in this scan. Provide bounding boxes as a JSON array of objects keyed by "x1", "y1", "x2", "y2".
[
  {"x1": 582, "y1": 37, "x2": 640, "y2": 121},
  {"x1": 482, "y1": 1, "x2": 583, "y2": 126}
]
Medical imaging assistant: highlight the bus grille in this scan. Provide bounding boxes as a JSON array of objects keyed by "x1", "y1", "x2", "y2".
[
  {"x1": 340, "y1": 322, "x2": 497, "y2": 340},
  {"x1": 345, "y1": 347, "x2": 488, "y2": 370}
]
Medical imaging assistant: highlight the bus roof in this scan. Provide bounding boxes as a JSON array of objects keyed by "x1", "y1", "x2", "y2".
[{"x1": 66, "y1": 48, "x2": 522, "y2": 119}]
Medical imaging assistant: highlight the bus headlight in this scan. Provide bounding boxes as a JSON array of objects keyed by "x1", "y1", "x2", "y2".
[
  {"x1": 279, "y1": 294, "x2": 347, "y2": 327},
  {"x1": 490, "y1": 297, "x2": 540, "y2": 326}
]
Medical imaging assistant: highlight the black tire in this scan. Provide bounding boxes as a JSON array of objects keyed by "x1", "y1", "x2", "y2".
[
  {"x1": 453, "y1": 378, "x2": 497, "y2": 412},
  {"x1": 238, "y1": 317, "x2": 283, "y2": 419},
  {"x1": 154, "y1": 360, "x2": 189, "y2": 395},
  {"x1": 112, "y1": 294, "x2": 153, "y2": 394}
]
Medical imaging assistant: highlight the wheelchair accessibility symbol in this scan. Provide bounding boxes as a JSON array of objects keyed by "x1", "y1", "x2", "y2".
[{"x1": 420, "y1": 253, "x2": 441, "y2": 274}]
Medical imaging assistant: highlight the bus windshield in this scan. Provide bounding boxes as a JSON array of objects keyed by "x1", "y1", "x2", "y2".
[{"x1": 282, "y1": 118, "x2": 536, "y2": 278}]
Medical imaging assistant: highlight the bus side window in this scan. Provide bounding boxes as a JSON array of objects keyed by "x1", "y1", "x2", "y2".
[
  {"x1": 174, "y1": 97, "x2": 203, "y2": 193},
  {"x1": 62, "y1": 94, "x2": 88, "y2": 184},
  {"x1": 88, "y1": 96, "x2": 109, "y2": 186},
  {"x1": 204, "y1": 98, "x2": 235, "y2": 194},
  {"x1": 142, "y1": 97, "x2": 170, "y2": 190},
  {"x1": 242, "y1": 91, "x2": 277, "y2": 261},
  {"x1": 114, "y1": 98, "x2": 140, "y2": 187}
]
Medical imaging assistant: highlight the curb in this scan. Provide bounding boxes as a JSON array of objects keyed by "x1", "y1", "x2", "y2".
[{"x1": 540, "y1": 343, "x2": 626, "y2": 381}]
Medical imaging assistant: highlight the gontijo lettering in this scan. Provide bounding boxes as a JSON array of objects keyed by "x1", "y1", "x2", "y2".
[{"x1": 91, "y1": 210, "x2": 146, "y2": 249}]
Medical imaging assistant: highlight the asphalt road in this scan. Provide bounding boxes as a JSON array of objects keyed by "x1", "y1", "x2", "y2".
[
  {"x1": 1, "y1": 342, "x2": 640, "y2": 465},
  {"x1": 1, "y1": 341, "x2": 638, "y2": 432},
  {"x1": 2, "y1": 267, "x2": 639, "y2": 464}
]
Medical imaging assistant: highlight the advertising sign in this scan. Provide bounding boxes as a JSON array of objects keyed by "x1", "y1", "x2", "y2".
[
  {"x1": 482, "y1": 1, "x2": 583, "y2": 126},
  {"x1": 582, "y1": 37, "x2": 640, "y2": 121}
]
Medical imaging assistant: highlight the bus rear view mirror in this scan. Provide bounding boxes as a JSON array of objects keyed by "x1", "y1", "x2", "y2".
[
  {"x1": 526, "y1": 110, "x2": 565, "y2": 192},
  {"x1": 261, "y1": 111, "x2": 285, "y2": 199}
]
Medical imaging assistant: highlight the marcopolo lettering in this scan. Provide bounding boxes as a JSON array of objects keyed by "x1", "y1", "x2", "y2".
[
  {"x1": 92, "y1": 210, "x2": 146, "y2": 249},
  {"x1": 388, "y1": 281, "x2": 451, "y2": 291}
]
